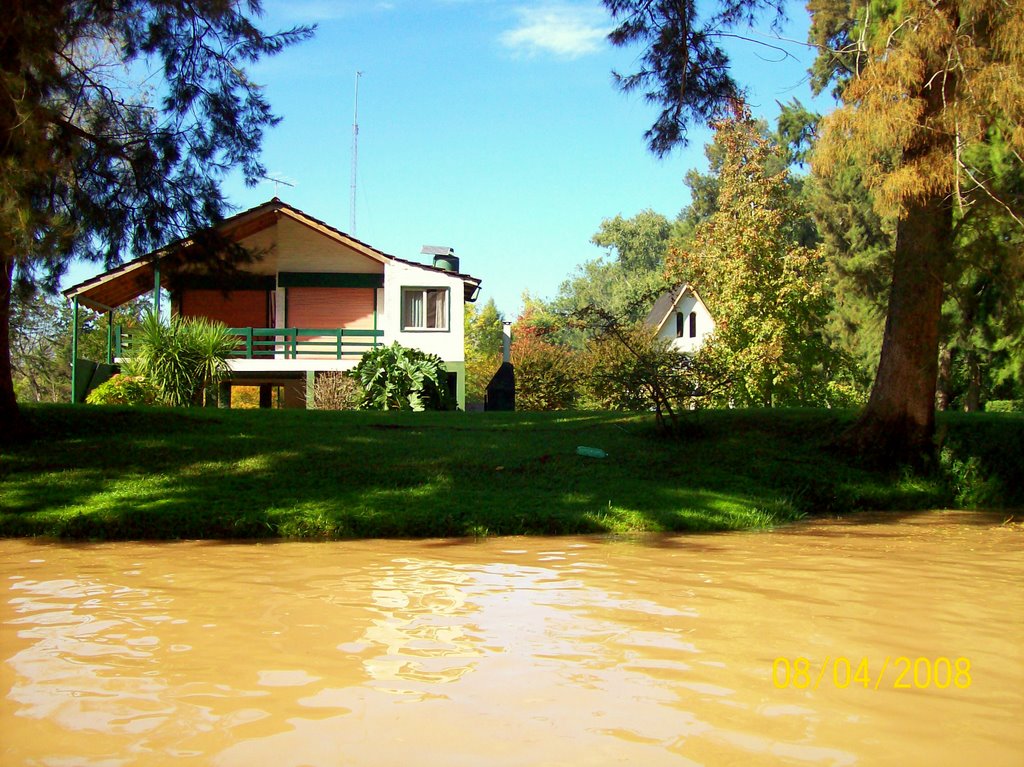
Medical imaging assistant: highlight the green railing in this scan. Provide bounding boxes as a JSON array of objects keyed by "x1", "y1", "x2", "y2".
[{"x1": 115, "y1": 326, "x2": 383, "y2": 360}]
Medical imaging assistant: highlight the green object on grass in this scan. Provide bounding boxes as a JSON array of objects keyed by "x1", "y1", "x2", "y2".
[{"x1": 576, "y1": 446, "x2": 607, "y2": 459}]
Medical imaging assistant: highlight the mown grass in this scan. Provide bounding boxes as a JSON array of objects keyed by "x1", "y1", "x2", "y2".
[{"x1": 0, "y1": 404, "x2": 1020, "y2": 540}]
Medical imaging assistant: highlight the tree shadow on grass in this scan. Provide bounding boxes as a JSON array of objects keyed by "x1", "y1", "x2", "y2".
[{"x1": 2, "y1": 405, "x2": 1008, "y2": 541}]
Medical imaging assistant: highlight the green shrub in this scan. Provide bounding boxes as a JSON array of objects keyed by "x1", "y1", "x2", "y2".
[
  {"x1": 466, "y1": 351, "x2": 501, "y2": 409},
  {"x1": 582, "y1": 324, "x2": 698, "y2": 412},
  {"x1": 352, "y1": 342, "x2": 453, "y2": 411},
  {"x1": 130, "y1": 312, "x2": 237, "y2": 406},
  {"x1": 85, "y1": 374, "x2": 160, "y2": 406},
  {"x1": 985, "y1": 400, "x2": 1024, "y2": 413},
  {"x1": 939, "y1": 412, "x2": 1024, "y2": 507},
  {"x1": 510, "y1": 336, "x2": 580, "y2": 410}
]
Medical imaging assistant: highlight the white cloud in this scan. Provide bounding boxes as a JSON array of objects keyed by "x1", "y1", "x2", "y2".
[{"x1": 500, "y1": 3, "x2": 611, "y2": 59}]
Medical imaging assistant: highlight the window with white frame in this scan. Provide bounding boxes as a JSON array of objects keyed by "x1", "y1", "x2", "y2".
[{"x1": 402, "y1": 287, "x2": 448, "y2": 331}]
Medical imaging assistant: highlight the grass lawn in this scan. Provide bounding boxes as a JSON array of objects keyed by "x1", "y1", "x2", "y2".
[{"x1": 1, "y1": 404, "x2": 1020, "y2": 540}]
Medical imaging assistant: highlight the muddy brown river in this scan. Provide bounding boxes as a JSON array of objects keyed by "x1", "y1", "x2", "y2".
[{"x1": 1, "y1": 511, "x2": 1021, "y2": 766}]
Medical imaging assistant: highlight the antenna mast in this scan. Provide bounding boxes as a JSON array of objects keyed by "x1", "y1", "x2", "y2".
[{"x1": 350, "y1": 70, "x2": 363, "y2": 235}]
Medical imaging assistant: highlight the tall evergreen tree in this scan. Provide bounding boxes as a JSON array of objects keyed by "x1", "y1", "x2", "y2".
[
  {"x1": 811, "y1": 0, "x2": 1024, "y2": 464},
  {"x1": 0, "y1": 1, "x2": 313, "y2": 438}
]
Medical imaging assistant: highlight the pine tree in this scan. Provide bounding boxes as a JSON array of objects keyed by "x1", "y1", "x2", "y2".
[{"x1": 0, "y1": 1, "x2": 313, "y2": 438}]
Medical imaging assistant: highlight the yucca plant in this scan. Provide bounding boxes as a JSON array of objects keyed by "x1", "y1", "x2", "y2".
[{"x1": 130, "y1": 312, "x2": 237, "y2": 406}]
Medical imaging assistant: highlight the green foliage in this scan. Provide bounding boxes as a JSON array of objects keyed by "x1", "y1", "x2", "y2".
[
  {"x1": 580, "y1": 321, "x2": 725, "y2": 433},
  {"x1": 85, "y1": 374, "x2": 160, "y2": 406},
  {"x1": 591, "y1": 209, "x2": 672, "y2": 273},
  {"x1": 1, "y1": 0, "x2": 313, "y2": 424},
  {"x1": 10, "y1": 289, "x2": 148, "y2": 403},
  {"x1": 808, "y1": 156, "x2": 895, "y2": 388},
  {"x1": 939, "y1": 411, "x2": 1024, "y2": 507},
  {"x1": 510, "y1": 336, "x2": 581, "y2": 411},
  {"x1": 10, "y1": 288, "x2": 71, "y2": 403},
  {"x1": 808, "y1": 0, "x2": 1024, "y2": 463},
  {"x1": 583, "y1": 326, "x2": 663, "y2": 411},
  {"x1": 352, "y1": 342, "x2": 453, "y2": 411},
  {"x1": 464, "y1": 299, "x2": 505, "y2": 407},
  {"x1": 604, "y1": 0, "x2": 785, "y2": 154},
  {"x1": 668, "y1": 111, "x2": 854, "y2": 407},
  {"x1": 985, "y1": 400, "x2": 1024, "y2": 413},
  {"x1": 546, "y1": 211, "x2": 675, "y2": 348},
  {"x1": 130, "y1": 312, "x2": 236, "y2": 407}
]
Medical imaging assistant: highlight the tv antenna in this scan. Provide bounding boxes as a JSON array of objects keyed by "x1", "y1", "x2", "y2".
[
  {"x1": 350, "y1": 70, "x2": 363, "y2": 235},
  {"x1": 260, "y1": 173, "x2": 295, "y2": 195}
]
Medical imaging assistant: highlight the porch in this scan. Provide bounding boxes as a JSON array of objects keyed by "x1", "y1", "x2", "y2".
[{"x1": 114, "y1": 325, "x2": 385, "y2": 364}]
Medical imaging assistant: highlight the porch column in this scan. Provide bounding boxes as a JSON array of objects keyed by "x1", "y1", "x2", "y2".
[
  {"x1": 106, "y1": 310, "x2": 114, "y2": 365},
  {"x1": 153, "y1": 260, "x2": 161, "y2": 317},
  {"x1": 70, "y1": 296, "x2": 80, "y2": 403},
  {"x1": 306, "y1": 370, "x2": 317, "y2": 409},
  {"x1": 217, "y1": 381, "x2": 232, "y2": 409},
  {"x1": 259, "y1": 384, "x2": 273, "y2": 409},
  {"x1": 373, "y1": 288, "x2": 379, "y2": 347}
]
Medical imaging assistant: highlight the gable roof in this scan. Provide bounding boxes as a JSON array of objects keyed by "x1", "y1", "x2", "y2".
[
  {"x1": 645, "y1": 283, "x2": 710, "y2": 335},
  {"x1": 63, "y1": 198, "x2": 482, "y2": 310}
]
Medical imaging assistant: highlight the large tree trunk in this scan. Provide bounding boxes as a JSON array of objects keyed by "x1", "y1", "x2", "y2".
[
  {"x1": 936, "y1": 345, "x2": 954, "y2": 411},
  {"x1": 964, "y1": 351, "x2": 982, "y2": 412},
  {"x1": 837, "y1": 193, "x2": 952, "y2": 467},
  {"x1": 1, "y1": 249, "x2": 29, "y2": 442}
]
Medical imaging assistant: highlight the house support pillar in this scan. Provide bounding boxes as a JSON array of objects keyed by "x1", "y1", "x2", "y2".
[
  {"x1": 70, "y1": 297, "x2": 80, "y2": 403},
  {"x1": 259, "y1": 384, "x2": 273, "y2": 409},
  {"x1": 217, "y1": 381, "x2": 232, "y2": 409},
  {"x1": 444, "y1": 361, "x2": 466, "y2": 411},
  {"x1": 306, "y1": 370, "x2": 317, "y2": 409},
  {"x1": 106, "y1": 311, "x2": 114, "y2": 365},
  {"x1": 153, "y1": 260, "x2": 161, "y2": 317}
]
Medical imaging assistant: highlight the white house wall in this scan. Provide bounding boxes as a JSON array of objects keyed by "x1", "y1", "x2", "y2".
[
  {"x1": 656, "y1": 292, "x2": 715, "y2": 354},
  {"x1": 382, "y1": 260, "x2": 466, "y2": 363},
  {"x1": 235, "y1": 215, "x2": 466, "y2": 364}
]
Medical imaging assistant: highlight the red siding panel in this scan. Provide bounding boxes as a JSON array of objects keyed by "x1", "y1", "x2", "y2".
[
  {"x1": 287, "y1": 288, "x2": 375, "y2": 359},
  {"x1": 287, "y1": 288, "x2": 374, "y2": 329},
  {"x1": 180, "y1": 290, "x2": 270, "y2": 328}
]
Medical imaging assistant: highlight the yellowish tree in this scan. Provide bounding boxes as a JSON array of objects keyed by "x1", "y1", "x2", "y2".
[
  {"x1": 668, "y1": 110, "x2": 847, "y2": 406},
  {"x1": 812, "y1": 0, "x2": 1024, "y2": 463}
]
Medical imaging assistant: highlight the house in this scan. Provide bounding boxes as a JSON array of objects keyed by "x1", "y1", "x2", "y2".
[
  {"x1": 645, "y1": 284, "x2": 714, "y2": 353},
  {"x1": 62, "y1": 198, "x2": 482, "y2": 409}
]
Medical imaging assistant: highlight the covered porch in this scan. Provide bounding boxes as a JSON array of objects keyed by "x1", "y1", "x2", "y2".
[{"x1": 63, "y1": 251, "x2": 385, "y2": 406}]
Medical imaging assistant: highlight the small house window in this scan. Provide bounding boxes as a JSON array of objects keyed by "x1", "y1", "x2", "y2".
[
  {"x1": 676, "y1": 312, "x2": 685, "y2": 338},
  {"x1": 689, "y1": 311, "x2": 697, "y2": 338},
  {"x1": 402, "y1": 288, "x2": 448, "y2": 331}
]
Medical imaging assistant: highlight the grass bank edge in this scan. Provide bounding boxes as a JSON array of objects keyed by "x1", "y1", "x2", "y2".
[{"x1": 0, "y1": 405, "x2": 1019, "y2": 541}]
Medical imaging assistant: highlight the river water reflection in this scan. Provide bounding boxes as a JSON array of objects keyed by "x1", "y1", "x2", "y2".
[{"x1": 1, "y1": 511, "x2": 1021, "y2": 766}]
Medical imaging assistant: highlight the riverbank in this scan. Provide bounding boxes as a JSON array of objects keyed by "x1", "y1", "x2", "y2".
[{"x1": 1, "y1": 405, "x2": 1020, "y2": 540}]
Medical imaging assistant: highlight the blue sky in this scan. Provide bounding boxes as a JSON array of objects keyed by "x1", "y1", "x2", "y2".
[{"x1": 70, "y1": 1, "x2": 836, "y2": 317}]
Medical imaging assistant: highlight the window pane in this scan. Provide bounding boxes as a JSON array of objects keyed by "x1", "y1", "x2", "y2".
[
  {"x1": 428, "y1": 289, "x2": 447, "y2": 329},
  {"x1": 404, "y1": 290, "x2": 424, "y2": 328}
]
